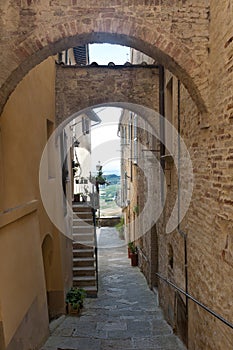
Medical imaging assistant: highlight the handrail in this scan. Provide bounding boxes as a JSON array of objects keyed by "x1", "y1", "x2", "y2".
[
  {"x1": 138, "y1": 247, "x2": 149, "y2": 263},
  {"x1": 156, "y1": 273, "x2": 233, "y2": 330},
  {"x1": 92, "y1": 208, "x2": 98, "y2": 293}
]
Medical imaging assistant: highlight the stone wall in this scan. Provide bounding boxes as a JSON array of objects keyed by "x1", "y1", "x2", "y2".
[
  {"x1": 186, "y1": 1, "x2": 233, "y2": 349},
  {"x1": 156, "y1": 2, "x2": 233, "y2": 347},
  {"x1": 120, "y1": 107, "x2": 160, "y2": 290},
  {"x1": 55, "y1": 65, "x2": 159, "y2": 124}
]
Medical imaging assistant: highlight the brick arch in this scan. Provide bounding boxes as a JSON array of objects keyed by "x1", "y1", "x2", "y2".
[{"x1": 0, "y1": 12, "x2": 208, "y2": 114}]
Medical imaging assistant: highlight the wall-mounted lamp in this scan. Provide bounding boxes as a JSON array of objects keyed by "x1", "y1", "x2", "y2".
[
  {"x1": 96, "y1": 161, "x2": 102, "y2": 172},
  {"x1": 73, "y1": 139, "x2": 80, "y2": 147}
]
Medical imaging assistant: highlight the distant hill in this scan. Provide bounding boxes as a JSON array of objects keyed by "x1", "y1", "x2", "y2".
[
  {"x1": 105, "y1": 174, "x2": 120, "y2": 185},
  {"x1": 99, "y1": 174, "x2": 121, "y2": 216}
]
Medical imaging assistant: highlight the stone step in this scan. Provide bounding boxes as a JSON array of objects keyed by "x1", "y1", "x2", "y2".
[
  {"x1": 73, "y1": 266, "x2": 96, "y2": 276},
  {"x1": 73, "y1": 276, "x2": 97, "y2": 287},
  {"x1": 73, "y1": 241, "x2": 95, "y2": 249},
  {"x1": 73, "y1": 210, "x2": 93, "y2": 215},
  {"x1": 73, "y1": 226, "x2": 94, "y2": 234},
  {"x1": 73, "y1": 248, "x2": 94, "y2": 258},
  {"x1": 73, "y1": 257, "x2": 95, "y2": 267},
  {"x1": 73, "y1": 219, "x2": 93, "y2": 227},
  {"x1": 83, "y1": 286, "x2": 98, "y2": 298},
  {"x1": 73, "y1": 211, "x2": 93, "y2": 216},
  {"x1": 73, "y1": 217, "x2": 93, "y2": 224},
  {"x1": 73, "y1": 233, "x2": 94, "y2": 242},
  {"x1": 73, "y1": 205, "x2": 93, "y2": 213},
  {"x1": 73, "y1": 216, "x2": 93, "y2": 223}
]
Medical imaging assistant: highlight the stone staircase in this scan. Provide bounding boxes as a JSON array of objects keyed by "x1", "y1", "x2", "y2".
[{"x1": 72, "y1": 204, "x2": 98, "y2": 298}]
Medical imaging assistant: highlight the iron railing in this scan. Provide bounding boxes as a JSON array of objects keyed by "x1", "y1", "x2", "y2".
[
  {"x1": 156, "y1": 273, "x2": 233, "y2": 330},
  {"x1": 92, "y1": 208, "x2": 98, "y2": 293}
]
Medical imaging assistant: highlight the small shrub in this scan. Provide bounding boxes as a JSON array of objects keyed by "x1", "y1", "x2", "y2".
[
  {"x1": 128, "y1": 241, "x2": 137, "y2": 254},
  {"x1": 66, "y1": 287, "x2": 87, "y2": 310}
]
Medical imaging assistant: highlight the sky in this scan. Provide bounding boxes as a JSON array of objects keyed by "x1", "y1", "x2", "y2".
[
  {"x1": 89, "y1": 43, "x2": 130, "y2": 65},
  {"x1": 91, "y1": 107, "x2": 122, "y2": 176},
  {"x1": 88, "y1": 44, "x2": 130, "y2": 176}
]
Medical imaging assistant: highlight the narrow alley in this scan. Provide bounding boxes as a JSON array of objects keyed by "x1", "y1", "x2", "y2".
[{"x1": 41, "y1": 228, "x2": 186, "y2": 350}]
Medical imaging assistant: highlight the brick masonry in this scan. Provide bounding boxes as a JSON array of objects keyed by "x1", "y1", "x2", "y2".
[
  {"x1": 55, "y1": 65, "x2": 159, "y2": 125},
  {"x1": 157, "y1": 2, "x2": 233, "y2": 349},
  {"x1": 0, "y1": 1, "x2": 210, "y2": 115}
]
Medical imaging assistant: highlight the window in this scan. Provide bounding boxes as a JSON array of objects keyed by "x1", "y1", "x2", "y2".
[
  {"x1": 128, "y1": 113, "x2": 132, "y2": 145},
  {"x1": 165, "y1": 77, "x2": 174, "y2": 154},
  {"x1": 121, "y1": 125, "x2": 127, "y2": 145},
  {"x1": 133, "y1": 114, "x2": 138, "y2": 164},
  {"x1": 129, "y1": 113, "x2": 133, "y2": 180}
]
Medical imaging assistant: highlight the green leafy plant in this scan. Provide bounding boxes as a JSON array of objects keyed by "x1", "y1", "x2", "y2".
[
  {"x1": 128, "y1": 241, "x2": 137, "y2": 254},
  {"x1": 95, "y1": 166, "x2": 109, "y2": 185},
  {"x1": 66, "y1": 287, "x2": 87, "y2": 310},
  {"x1": 133, "y1": 205, "x2": 139, "y2": 215},
  {"x1": 96, "y1": 172, "x2": 107, "y2": 185}
]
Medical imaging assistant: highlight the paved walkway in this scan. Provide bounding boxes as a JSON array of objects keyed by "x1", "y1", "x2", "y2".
[{"x1": 41, "y1": 227, "x2": 186, "y2": 350}]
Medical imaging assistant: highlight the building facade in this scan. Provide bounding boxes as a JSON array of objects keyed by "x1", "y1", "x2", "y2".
[
  {"x1": 0, "y1": 57, "x2": 73, "y2": 350},
  {"x1": 0, "y1": 2, "x2": 232, "y2": 350}
]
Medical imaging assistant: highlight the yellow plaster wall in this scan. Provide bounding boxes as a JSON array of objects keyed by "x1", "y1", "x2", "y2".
[
  {"x1": 0, "y1": 57, "x2": 72, "y2": 349},
  {"x1": 0, "y1": 57, "x2": 56, "y2": 211}
]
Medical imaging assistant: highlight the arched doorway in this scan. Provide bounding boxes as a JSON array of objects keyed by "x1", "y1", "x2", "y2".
[{"x1": 42, "y1": 234, "x2": 53, "y2": 320}]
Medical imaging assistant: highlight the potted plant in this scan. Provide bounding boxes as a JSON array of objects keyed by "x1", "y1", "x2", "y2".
[
  {"x1": 128, "y1": 241, "x2": 134, "y2": 258},
  {"x1": 128, "y1": 242, "x2": 138, "y2": 266},
  {"x1": 66, "y1": 287, "x2": 87, "y2": 315},
  {"x1": 95, "y1": 165, "x2": 109, "y2": 192}
]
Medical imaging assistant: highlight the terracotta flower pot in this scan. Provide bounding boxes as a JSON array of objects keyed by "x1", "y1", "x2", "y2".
[
  {"x1": 131, "y1": 253, "x2": 138, "y2": 266},
  {"x1": 67, "y1": 303, "x2": 80, "y2": 316}
]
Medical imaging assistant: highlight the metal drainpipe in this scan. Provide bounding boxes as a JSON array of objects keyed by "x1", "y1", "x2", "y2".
[{"x1": 177, "y1": 79, "x2": 189, "y2": 318}]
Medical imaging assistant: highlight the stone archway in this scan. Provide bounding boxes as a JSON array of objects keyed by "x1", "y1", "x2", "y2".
[{"x1": 0, "y1": 2, "x2": 210, "y2": 115}]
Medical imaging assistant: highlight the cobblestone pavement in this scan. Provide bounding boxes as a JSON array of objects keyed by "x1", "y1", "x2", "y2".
[{"x1": 41, "y1": 227, "x2": 187, "y2": 350}]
